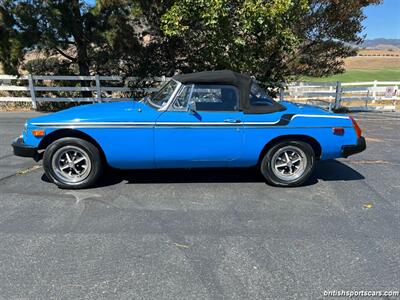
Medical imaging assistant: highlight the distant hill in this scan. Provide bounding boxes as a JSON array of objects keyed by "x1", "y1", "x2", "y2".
[{"x1": 360, "y1": 38, "x2": 400, "y2": 50}]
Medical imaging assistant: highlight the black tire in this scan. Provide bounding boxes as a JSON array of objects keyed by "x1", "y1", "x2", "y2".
[
  {"x1": 43, "y1": 137, "x2": 103, "y2": 189},
  {"x1": 260, "y1": 140, "x2": 315, "y2": 187}
]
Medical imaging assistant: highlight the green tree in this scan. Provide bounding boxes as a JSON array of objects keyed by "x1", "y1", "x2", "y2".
[
  {"x1": 287, "y1": 0, "x2": 382, "y2": 79},
  {"x1": 0, "y1": 0, "x2": 177, "y2": 78},
  {"x1": 0, "y1": 0, "x2": 95, "y2": 75},
  {"x1": 0, "y1": 0, "x2": 148, "y2": 76},
  {"x1": 0, "y1": 0, "x2": 382, "y2": 85},
  {"x1": 161, "y1": 0, "x2": 382, "y2": 84}
]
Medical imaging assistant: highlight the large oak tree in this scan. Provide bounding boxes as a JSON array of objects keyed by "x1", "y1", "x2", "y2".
[
  {"x1": 160, "y1": 0, "x2": 382, "y2": 83},
  {"x1": 0, "y1": 0, "x2": 382, "y2": 85}
]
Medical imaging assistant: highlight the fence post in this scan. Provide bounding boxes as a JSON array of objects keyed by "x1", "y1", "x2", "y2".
[
  {"x1": 372, "y1": 80, "x2": 377, "y2": 103},
  {"x1": 95, "y1": 74, "x2": 102, "y2": 103},
  {"x1": 27, "y1": 74, "x2": 37, "y2": 109},
  {"x1": 334, "y1": 81, "x2": 342, "y2": 110},
  {"x1": 279, "y1": 86, "x2": 284, "y2": 101}
]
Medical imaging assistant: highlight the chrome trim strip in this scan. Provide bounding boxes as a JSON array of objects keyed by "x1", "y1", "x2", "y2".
[
  {"x1": 242, "y1": 120, "x2": 280, "y2": 125},
  {"x1": 31, "y1": 122, "x2": 153, "y2": 126},
  {"x1": 245, "y1": 126, "x2": 353, "y2": 129},
  {"x1": 31, "y1": 114, "x2": 350, "y2": 128},
  {"x1": 31, "y1": 123, "x2": 352, "y2": 129},
  {"x1": 293, "y1": 114, "x2": 349, "y2": 120},
  {"x1": 31, "y1": 122, "x2": 154, "y2": 128},
  {"x1": 156, "y1": 126, "x2": 354, "y2": 129}
]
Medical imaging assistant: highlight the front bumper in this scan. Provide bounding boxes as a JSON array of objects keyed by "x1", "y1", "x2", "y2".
[
  {"x1": 12, "y1": 137, "x2": 42, "y2": 161},
  {"x1": 342, "y1": 136, "x2": 366, "y2": 158}
]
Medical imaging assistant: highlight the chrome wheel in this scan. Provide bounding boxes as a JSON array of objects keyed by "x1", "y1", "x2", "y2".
[
  {"x1": 51, "y1": 145, "x2": 92, "y2": 184},
  {"x1": 271, "y1": 146, "x2": 307, "y2": 181}
]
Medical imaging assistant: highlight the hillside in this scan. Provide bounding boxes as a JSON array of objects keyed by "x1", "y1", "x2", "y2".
[{"x1": 360, "y1": 38, "x2": 400, "y2": 50}]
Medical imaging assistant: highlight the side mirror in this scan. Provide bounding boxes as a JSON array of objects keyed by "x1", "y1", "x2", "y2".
[{"x1": 187, "y1": 101, "x2": 197, "y2": 114}]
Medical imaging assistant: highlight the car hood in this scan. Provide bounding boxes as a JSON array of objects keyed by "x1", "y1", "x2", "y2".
[{"x1": 27, "y1": 101, "x2": 161, "y2": 124}]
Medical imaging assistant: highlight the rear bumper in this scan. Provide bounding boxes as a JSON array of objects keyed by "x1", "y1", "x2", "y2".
[
  {"x1": 342, "y1": 136, "x2": 366, "y2": 158},
  {"x1": 12, "y1": 137, "x2": 42, "y2": 161}
]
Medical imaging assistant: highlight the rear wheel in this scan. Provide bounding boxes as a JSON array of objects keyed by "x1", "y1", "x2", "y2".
[
  {"x1": 43, "y1": 137, "x2": 103, "y2": 189},
  {"x1": 261, "y1": 140, "x2": 315, "y2": 187}
]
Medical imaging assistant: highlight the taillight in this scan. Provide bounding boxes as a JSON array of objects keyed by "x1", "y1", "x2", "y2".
[{"x1": 349, "y1": 116, "x2": 362, "y2": 138}]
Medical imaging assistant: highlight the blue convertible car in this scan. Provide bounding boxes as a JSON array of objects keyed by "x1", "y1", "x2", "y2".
[{"x1": 12, "y1": 70, "x2": 366, "y2": 189}]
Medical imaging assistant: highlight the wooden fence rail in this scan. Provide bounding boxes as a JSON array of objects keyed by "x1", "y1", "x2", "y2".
[
  {"x1": 281, "y1": 80, "x2": 399, "y2": 111},
  {"x1": 0, "y1": 74, "x2": 169, "y2": 109},
  {"x1": 0, "y1": 74, "x2": 399, "y2": 111}
]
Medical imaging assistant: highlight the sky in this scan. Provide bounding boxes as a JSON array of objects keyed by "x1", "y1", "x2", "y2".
[
  {"x1": 362, "y1": 0, "x2": 400, "y2": 39},
  {"x1": 84, "y1": 0, "x2": 399, "y2": 40}
]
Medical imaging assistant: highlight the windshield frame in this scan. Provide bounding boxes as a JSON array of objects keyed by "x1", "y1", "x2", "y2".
[{"x1": 146, "y1": 79, "x2": 181, "y2": 111}]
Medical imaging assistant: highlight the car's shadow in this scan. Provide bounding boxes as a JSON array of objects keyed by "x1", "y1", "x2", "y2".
[
  {"x1": 41, "y1": 159, "x2": 364, "y2": 188},
  {"x1": 80, "y1": 159, "x2": 366, "y2": 188}
]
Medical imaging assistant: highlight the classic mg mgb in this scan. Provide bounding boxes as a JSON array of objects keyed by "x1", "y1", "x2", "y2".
[{"x1": 12, "y1": 70, "x2": 366, "y2": 189}]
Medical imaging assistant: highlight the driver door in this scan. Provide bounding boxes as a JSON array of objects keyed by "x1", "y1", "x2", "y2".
[{"x1": 154, "y1": 84, "x2": 244, "y2": 168}]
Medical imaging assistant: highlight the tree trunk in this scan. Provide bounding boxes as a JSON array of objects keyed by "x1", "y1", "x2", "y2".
[{"x1": 70, "y1": 0, "x2": 92, "y2": 98}]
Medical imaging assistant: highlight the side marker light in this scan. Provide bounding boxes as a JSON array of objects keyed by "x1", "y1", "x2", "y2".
[
  {"x1": 32, "y1": 129, "x2": 45, "y2": 137},
  {"x1": 333, "y1": 127, "x2": 344, "y2": 135}
]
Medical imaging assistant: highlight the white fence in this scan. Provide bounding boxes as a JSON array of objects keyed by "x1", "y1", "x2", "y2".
[
  {"x1": 0, "y1": 74, "x2": 399, "y2": 111},
  {"x1": 0, "y1": 74, "x2": 168, "y2": 109},
  {"x1": 281, "y1": 80, "x2": 399, "y2": 111}
]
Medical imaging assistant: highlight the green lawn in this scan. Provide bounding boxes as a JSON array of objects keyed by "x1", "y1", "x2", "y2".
[{"x1": 302, "y1": 69, "x2": 400, "y2": 82}]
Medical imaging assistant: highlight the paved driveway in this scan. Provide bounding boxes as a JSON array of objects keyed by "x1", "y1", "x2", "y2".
[{"x1": 0, "y1": 111, "x2": 399, "y2": 299}]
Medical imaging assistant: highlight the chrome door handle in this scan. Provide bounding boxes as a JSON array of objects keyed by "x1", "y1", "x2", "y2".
[{"x1": 224, "y1": 119, "x2": 241, "y2": 123}]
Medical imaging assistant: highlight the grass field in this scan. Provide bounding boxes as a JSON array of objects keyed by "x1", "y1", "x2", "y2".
[
  {"x1": 303, "y1": 68, "x2": 400, "y2": 82},
  {"x1": 304, "y1": 49, "x2": 400, "y2": 82}
]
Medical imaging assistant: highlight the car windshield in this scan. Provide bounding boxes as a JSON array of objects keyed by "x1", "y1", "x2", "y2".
[
  {"x1": 146, "y1": 80, "x2": 178, "y2": 109},
  {"x1": 249, "y1": 82, "x2": 275, "y2": 106}
]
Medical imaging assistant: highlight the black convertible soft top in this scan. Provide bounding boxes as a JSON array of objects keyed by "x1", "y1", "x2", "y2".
[{"x1": 172, "y1": 70, "x2": 285, "y2": 114}]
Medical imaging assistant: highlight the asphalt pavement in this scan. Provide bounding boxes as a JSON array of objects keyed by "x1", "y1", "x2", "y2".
[{"x1": 0, "y1": 111, "x2": 399, "y2": 299}]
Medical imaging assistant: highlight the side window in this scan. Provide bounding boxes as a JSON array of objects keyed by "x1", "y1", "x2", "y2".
[
  {"x1": 171, "y1": 84, "x2": 237, "y2": 112},
  {"x1": 249, "y1": 82, "x2": 275, "y2": 106}
]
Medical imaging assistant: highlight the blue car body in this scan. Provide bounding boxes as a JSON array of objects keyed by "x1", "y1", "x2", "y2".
[
  {"x1": 13, "y1": 70, "x2": 365, "y2": 189},
  {"x1": 20, "y1": 99, "x2": 357, "y2": 169}
]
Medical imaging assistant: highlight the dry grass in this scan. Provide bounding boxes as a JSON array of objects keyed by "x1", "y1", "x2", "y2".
[
  {"x1": 309, "y1": 49, "x2": 400, "y2": 82},
  {"x1": 0, "y1": 102, "x2": 33, "y2": 112},
  {"x1": 344, "y1": 49, "x2": 400, "y2": 70},
  {"x1": 345, "y1": 56, "x2": 400, "y2": 70}
]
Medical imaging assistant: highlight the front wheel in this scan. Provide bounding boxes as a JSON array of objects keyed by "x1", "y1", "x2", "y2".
[
  {"x1": 261, "y1": 140, "x2": 315, "y2": 187},
  {"x1": 43, "y1": 137, "x2": 103, "y2": 189}
]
